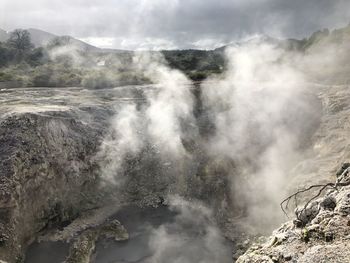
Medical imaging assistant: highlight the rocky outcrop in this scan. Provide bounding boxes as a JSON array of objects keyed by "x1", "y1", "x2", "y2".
[
  {"x1": 237, "y1": 165, "x2": 350, "y2": 263},
  {"x1": 65, "y1": 219, "x2": 128, "y2": 263},
  {"x1": 0, "y1": 112, "x2": 102, "y2": 262}
]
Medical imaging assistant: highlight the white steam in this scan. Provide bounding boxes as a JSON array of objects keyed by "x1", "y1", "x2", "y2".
[
  {"x1": 146, "y1": 196, "x2": 231, "y2": 263},
  {"x1": 98, "y1": 52, "x2": 195, "y2": 184},
  {"x1": 134, "y1": 52, "x2": 195, "y2": 156},
  {"x1": 202, "y1": 40, "x2": 313, "y2": 230},
  {"x1": 98, "y1": 40, "x2": 320, "y2": 234},
  {"x1": 98, "y1": 104, "x2": 143, "y2": 185}
]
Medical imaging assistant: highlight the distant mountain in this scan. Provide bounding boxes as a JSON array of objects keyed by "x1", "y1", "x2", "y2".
[
  {"x1": 27, "y1": 28, "x2": 100, "y2": 52},
  {"x1": 0, "y1": 28, "x2": 57, "y2": 46},
  {"x1": 47, "y1": 35, "x2": 101, "y2": 52},
  {"x1": 0, "y1": 28, "x2": 100, "y2": 52},
  {"x1": 26, "y1": 28, "x2": 57, "y2": 47},
  {"x1": 61, "y1": 36, "x2": 100, "y2": 52}
]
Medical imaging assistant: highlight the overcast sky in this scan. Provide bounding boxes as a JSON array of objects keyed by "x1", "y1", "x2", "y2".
[{"x1": 1, "y1": 0, "x2": 350, "y2": 50}]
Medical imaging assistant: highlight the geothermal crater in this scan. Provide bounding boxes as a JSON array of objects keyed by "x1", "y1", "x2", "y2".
[{"x1": 0, "y1": 83, "x2": 326, "y2": 262}]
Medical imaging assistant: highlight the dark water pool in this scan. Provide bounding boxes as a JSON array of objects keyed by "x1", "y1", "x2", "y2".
[
  {"x1": 25, "y1": 241, "x2": 69, "y2": 263},
  {"x1": 25, "y1": 205, "x2": 232, "y2": 263}
]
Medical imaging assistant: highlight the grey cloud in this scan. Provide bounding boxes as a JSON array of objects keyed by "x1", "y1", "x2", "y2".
[{"x1": 1, "y1": 0, "x2": 350, "y2": 49}]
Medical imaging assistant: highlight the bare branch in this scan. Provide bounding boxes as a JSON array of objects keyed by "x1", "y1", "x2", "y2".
[{"x1": 280, "y1": 183, "x2": 340, "y2": 219}]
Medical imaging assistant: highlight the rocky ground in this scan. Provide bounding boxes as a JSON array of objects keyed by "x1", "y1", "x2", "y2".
[
  {"x1": 1, "y1": 82, "x2": 350, "y2": 262},
  {"x1": 64, "y1": 219, "x2": 128, "y2": 263},
  {"x1": 237, "y1": 163, "x2": 350, "y2": 262},
  {"x1": 234, "y1": 84, "x2": 350, "y2": 262}
]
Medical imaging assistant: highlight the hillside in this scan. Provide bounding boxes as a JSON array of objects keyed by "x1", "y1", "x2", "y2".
[
  {"x1": 26, "y1": 28, "x2": 57, "y2": 47},
  {"x1": 0, "y1": 28, "x2": 99, "y2": 52}
]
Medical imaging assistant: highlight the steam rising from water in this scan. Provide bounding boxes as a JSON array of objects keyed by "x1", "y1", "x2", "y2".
[
  {"x1": 147, "y1": 196, "x2": 231, "y2": 263},
  {"x1": 98, "y1": 39, "x2": 321, "y2": 235}
]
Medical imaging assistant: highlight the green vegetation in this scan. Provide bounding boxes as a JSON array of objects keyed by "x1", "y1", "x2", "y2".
[
  {"x1": 0, "y1": 29, "x2": 226, "y2": 88},
  {"x1": 7, "y1": 23, "x2": 350, "y2": 88},
  {"x1": 162, "y1": 49, "x2": 225, "y2": 80},
  {"x1": 0, "y1": 29, "x2": 48, "y2": 67},
  {"x1": 0, "y1": 29, "x2": 150, "y2": 87},
  {"x1": 3, "y1": 24, "x2": 350, "y2": 88}
]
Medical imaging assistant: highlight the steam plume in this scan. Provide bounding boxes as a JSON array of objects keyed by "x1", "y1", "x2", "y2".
[
  {"x1": 147, "y1": 195, "x2": 231, "y2": 263},
  {"x1": 98, "y1": 104, "x2": 143, "y2": 185},
  {"x1": 202, "y1": 39, "x2": 317, "y2": 230}
]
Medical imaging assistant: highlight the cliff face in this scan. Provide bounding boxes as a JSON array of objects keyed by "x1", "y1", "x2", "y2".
[
  {"x1": 286, "y1": 84, "x2": 350, "y2": 194},
  {"x1": 0, "y1": 112, "x2": 102, "y2": 262}
]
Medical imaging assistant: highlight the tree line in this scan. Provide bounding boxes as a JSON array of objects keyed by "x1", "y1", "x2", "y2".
[
  {"x1": 0, "y1": 29, "x2": 48, "y2": 68},
  {"x1": 0, "y1": 29, "x2": 225, "y2": 86}
]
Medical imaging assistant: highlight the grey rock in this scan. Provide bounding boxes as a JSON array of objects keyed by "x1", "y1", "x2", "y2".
[
  {"x1": 320, "y1": 196, "x2": 336, "y2": 211},
  {"x1": 237, "y1": 164, "x2": 350, "y2": 263},
  {"x1": 295, "y1": 201, "x2": 320, "y2": 226}
]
